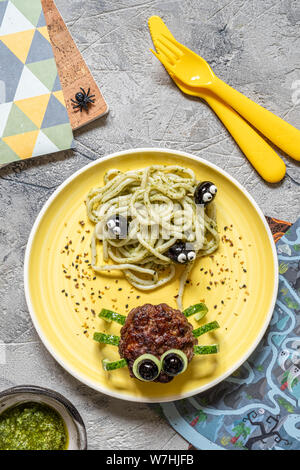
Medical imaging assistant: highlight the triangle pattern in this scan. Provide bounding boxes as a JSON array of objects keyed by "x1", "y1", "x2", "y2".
[
  {"x1": 0, "y1": 138, "x2": 20, "y2": 163},
  {"x1": 36, "y1": 9, "x2": 46, "y2": 28},
  {"x1": 14, "y1": 93, "x2": 51, "y2": 128},
  {"x1": 0, "y1": 40, "x2": 24, "y2": 101},
  {"x1": 0, "y1": 28, "x2": 35, "y2": 63},
  {"x1": 0, "y1": 1, "x2": 34, "y2": 35},
  {"x1": 0, "y1": 1, "x2": 8, "y2": 27},
  {"x1": 3, "y1": 102, "x2": 38, "y2": 136},
  {"x1": 26, "y1": 29, "x2": 54, "y2": 64},
  {"x1": 32, "y1": 130, "x2": 59, "y2": 157},
  {"x1": 14, "y1": 65, "x2": 50, "y2": 101},
  {"x1": 41, "y1": 94, "x2": 69, "y2": 129},
  {"x1": 37, "y1": 25, "x2": 50, "y2": 43},
  {"x1": 0, "y1": 101, "x2": 12, "y2": 137},
  {"x1": 2, "y1": 129, "x2": 39, "y2": 159},
  {"x1": 27, "y1": 58, "x2": 58, "y2": 91},
  {"x1": 10, "y1": 0, "x2": 42, "y2": 27},
  {"x1": 0, "y1": 2, "x2": 73, "y2": 164},
  {"x1": 52, "y1": 73, "x2": 62, "y2": 92},
  {"x1": 52, "y1": 90, "x2": 66, "y2": 107},
  {"x1": 43, "y1": 124, "x2": 73, "y2": 151},
  {"x1": 0, "y1": 79, "x2": 5, "y2": 104}
]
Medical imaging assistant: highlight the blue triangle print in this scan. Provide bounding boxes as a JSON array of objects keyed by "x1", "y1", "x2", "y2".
[
  {"x1": 36, "y1": 9, "x2": 46, "y2": 27},
  {"x1": 0, "y1": 1, "x2": 8, "y2": 27},
  {"x1": 52, "y1": 73, "x2": 62, "y2": 92},
  {"x1": 0, "y1": 41, "x2": 24, "y2": 102},
  {"x1": 26, "y1": 29, "x2": 54, "y2": 64},
  {"x1": 41, "y1": 94, "x2": 69, "y2": 129}
]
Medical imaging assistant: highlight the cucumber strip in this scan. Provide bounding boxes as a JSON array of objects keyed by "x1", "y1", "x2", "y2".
[
  {"x1": 93, "y1": 332, "x2": 120, "y2": 346},
  {"x1": 194, "y1": 344, "x2": 219, "y2": 355},
  {"x1": 102, "y1": 358, "x2": 127, "y2": 371},
  {"x1": 192, "y1": 320, "x2": 220, "y2": 338},
  {"x1": 194, "y1": 309, "x2": 208, "y2": 322},
  {"x1": 99, "y1": 308, "x2": 126, "y2": 325},
  {"x1": 183, "y1": 303, "x2": 208, "y2": 319}
]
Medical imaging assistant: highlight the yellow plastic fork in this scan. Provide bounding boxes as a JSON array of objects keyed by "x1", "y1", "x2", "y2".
[
  {"x1": 148, "y1": 16, "x2": 286, "y2": 183},
  {"x1": 153, "y1": 27, "x2": 300, "y2": 162}
]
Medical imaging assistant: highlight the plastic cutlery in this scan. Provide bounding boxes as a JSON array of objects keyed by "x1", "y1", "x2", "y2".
[
  {"x1": 148, "y1": 16, "x2": 286, "y2": 183},
  {"x1": 153, "y1": 31, "x2": 300, "y2": 162}
]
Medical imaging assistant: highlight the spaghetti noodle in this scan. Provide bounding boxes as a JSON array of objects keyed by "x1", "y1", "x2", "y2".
[{"x1": 86, "y1": 165, "x2": 219, "y2": 308}]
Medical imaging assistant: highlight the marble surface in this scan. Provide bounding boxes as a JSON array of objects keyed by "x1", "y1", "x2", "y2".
[{"x1": 0, "y1": 0, "x2": 300, "y2": 450}]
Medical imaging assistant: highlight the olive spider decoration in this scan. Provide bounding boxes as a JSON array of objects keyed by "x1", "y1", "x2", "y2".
[
  {"x1": 166, "y1": 241, "x2": 196, "y2": 264},
  {"x1": 106, "y1": 214, "x2": 128, "y2": 239},
  {"x1": 194, "y1": 181, "x2": 218, "y2": 206},
  {"x1": 71, "y1": 87, "x2": 95, "y2": 112},
  {"x1": 94, "y1": 303, "x2": 220, "y2": 383}
]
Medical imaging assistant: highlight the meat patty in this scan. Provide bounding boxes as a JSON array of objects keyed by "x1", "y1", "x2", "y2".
[{"x1": 119, "y1": 303, "x2": 197, "y2": 383}]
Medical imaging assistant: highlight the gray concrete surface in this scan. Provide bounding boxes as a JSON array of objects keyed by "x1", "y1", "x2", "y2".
[{"x1": 0, "y1": 0, "x2": 300, "y2": 450}]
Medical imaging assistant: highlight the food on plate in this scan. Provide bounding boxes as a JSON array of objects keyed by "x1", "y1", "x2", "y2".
[
  {"x1": 94, "y1": 303, "x2": 220, "y2": 383},
  {"x1": 86, "y1": 166, "x2": 219, "y2": 308},
  {"x1": 194, "y1": 181, "x2": 218, "y2": 205},
  {"x1": 0, "y1": 402, "x2": 68, "y2": 450}
]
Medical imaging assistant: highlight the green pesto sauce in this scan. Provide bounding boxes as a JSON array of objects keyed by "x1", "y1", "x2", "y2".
[{"x1": 0, "y1": 402, "x2": 68, "y2": 450}]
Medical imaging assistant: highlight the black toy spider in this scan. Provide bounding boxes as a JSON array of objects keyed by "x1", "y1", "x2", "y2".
[{"x1": 71, "y1": 87, "x2": 95, "y2": 112}]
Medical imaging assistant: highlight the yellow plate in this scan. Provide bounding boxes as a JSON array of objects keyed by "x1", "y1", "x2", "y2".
[{"x1": 24, "y1": 148, "x2": 278, "y2": 402}]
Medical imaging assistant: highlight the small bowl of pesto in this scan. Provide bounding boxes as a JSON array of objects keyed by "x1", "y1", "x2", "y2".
[{"x1": 0, "y1": 385, "x2": 87, "y2": 450}]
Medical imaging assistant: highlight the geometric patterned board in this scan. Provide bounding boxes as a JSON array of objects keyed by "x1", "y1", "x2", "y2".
[
  {"x1": 41, "y1": 0, "x2": 108, "y2": 131},
  {"x1": 0, "y1": 0, "x2": 73, "y2": 165}
]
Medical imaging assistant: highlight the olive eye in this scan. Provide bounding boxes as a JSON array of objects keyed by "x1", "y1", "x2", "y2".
[
  {"x1": 203, "y1": 192, "x2": 212, "y2": 202},
  {"x1": 187, "y1": 251, "x2": 196, "y2": 261},
  {"x1": 177, "y1": 253, "x2": 187, "y2": 263},
  {"x1": 106, "y1": 214, "x2": 127, "y2": 239},
  {"x1": 107, "y1": 219, "x2": 116, "y2": 229},
  {"x1": 210, "y1": 185, "x2": 217, "y2": 195},
  {"x1": 161, "y1": 349, "x2": 188, "y2": 376},
  {"x1": 132, "y1": 354, "x2": 161, "y2": 381}
]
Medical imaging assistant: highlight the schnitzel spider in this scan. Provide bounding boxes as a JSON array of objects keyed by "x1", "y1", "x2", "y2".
[{"x1": 94, "y1": 303, "x2": 220, "y2": 383}]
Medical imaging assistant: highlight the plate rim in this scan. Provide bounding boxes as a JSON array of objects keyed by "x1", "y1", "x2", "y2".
[{"x1": 24, "y1": 147, "x2": 278, "y2": 403}]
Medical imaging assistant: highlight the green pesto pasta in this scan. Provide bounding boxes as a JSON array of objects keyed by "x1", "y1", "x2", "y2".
[{"x1": 86, "y1": 165, "x2": 219, "y2": 308}]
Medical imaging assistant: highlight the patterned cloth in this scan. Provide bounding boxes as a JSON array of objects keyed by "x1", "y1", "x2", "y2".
[
  {"x1": 0, "y1": 0, "x2": 73, "y2": 164},
  {"x1": 160, "y1": 217, "x2": 300, "y2": 450},
  {"x1": 265, "y1": 217, "x2": 292, "y2": 244}
]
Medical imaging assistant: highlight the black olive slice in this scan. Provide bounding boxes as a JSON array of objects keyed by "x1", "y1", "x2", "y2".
[
  {"x1": 132, "y1": 354, "x2": 161, "y2": 381},
  {"x1": 166, "y1": 241, "x2": 196, "y2": 264},
  {"x1": 194, "y1": 181, "x2": 217, "y2": 205},
  {"x1": 161, "y1": 349, "x2": 188, "y2": 376},
  {"x1": 106, "y1": 214, "x2": 128, "y2": 239}
]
